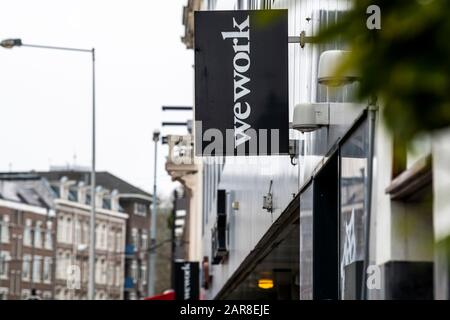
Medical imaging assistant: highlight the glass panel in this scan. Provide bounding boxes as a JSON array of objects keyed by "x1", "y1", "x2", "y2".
[
  {"x1": 299, "y1": 183, "x2": 313, "y2": 300},
  {"x1": 339, "y1": 118, "x2": 369, "y2": 299}
]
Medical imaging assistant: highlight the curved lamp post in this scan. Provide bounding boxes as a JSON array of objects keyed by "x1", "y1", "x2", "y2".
[{"x1": 1, "y1": 38, "x2": 97, "y2": 300}]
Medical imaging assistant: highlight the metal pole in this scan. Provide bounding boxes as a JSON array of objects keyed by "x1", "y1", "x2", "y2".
[
  {"x1": 88, "y1": 48, "x2": 96, "y2": 300},
  {"x1": 20, "y1": 43, "x2": 91, "y2": 53},
  {"x1": 171, "y1": 190, "x2": 178, "y2": 289},
  {"x1": 0, "y1": 39, "x2": 97, "y2": 299},
  {"x1": 361, "y1": 100, "x2": 378, "y2": 300},
  {"x1": 148, "y1": 131, "x2": 159, "y2": 296}
]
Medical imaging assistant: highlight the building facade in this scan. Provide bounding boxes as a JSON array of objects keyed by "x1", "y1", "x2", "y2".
[
  {"x1": 50, "y1": 178, "x2": 127, "y2": 300},
  {"x1": 39, "y1": 170, "x2": 152, "y2": 300},
  {"x1": 0, "y1": 176, "x2": 56, "y2": 300},
  {"x1": 183, "y1": 0, "x2": 450, "y2": 300},
  {"x1": 0, "y1": 170, "x2": 153, "y2": 300}
]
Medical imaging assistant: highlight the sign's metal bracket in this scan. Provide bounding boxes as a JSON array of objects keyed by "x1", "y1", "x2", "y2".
[{"x1": 288, "y1": 31, "x2": 315, "y2": 48}]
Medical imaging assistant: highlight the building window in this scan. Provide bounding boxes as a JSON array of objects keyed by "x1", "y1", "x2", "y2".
[
  {"x1": 100, "y1": 224, "x2": 107, "y2": 250},
  {"x1": 1, "y1": 215, "x2": 10, "y2": 243},
  {"x1": 95, "y1": 257, "x2": 106, "y2": 284},
  {"x1": 140, "y1": 263, "x2": 147, "y2": 285},
  {"x1": 22, "y1": 254, "x2": 31, "y2": 281},
  {"x1": 56, "y1": 251, "x2": 64, "y2": 279},
  {"x1": 57, "y1": 216, "x2": 64, "y2": 242},
  {"x1": 43, "y1": 257, "x2": 52, "y2": 283},
  {"x1": 107, "y1": 262, "x2": 114, "y2": 286},
  {"x1": 299, "y1": 184, "x2": 313, "y2": 300},
  {"x1": 64, "y1": 252, "x2": 71, "y2": 279},
  {"x1": 65, "y1": 217, "x2": 73, "y2": 243},
  {"x1": 101, "y1": 259, "x2": 107, "y2": 285},
  {"x1": 339, "y1": 119, "x2": 369, "y2": 300},
  {"x1": 140, "y1": 230, "x2": 148, "y2": 251},
  {"x1": 74, "y1": 219, "x2": 81, "y2": 244},
  {"x1": 0, "y1": 251, "x2": 10, "y2": 279},
  {"x1": 115, "y1": 264, "x2": 121, "y2": 287},
  {"x1": 108, "y1": 227, "x2": 115, "y2": 252},
  {"x1": 32, "y1": 256, "x2": 42, "y2": 283},
  {"x1": 131, "y1": 228, "x2": 138, "y2": 251},
  {"x1": 134, "y1": 203, "x2": 147, "y2": 216},
  {"x1": 0, "y1": 287, "x2": 8, "y2": 300},
  {"x1": 24, "y1": 219, "x2": 32, "y2": 246},
  {"x1": 115, "y1": 231, "x2": 122, "y2": 253},
  {"x1": 131, "y1": 260, "x2": 138, "y2": 284},
  {"x1": 96, "y1": 223, "x2": 107, "y2": 250},
  {"x1": 45, "y1": 221, "x2": 53, "y2": 250},
  {"x1": 95, "y1": 259, "x2": 100, "y2": 284},
  {"x1": 34, "y1": 221, "x2": 43, "y2": 248},
  {"x1": 83, "y1": 221, "x2": 89, "y2": 245},
  {"x1": 82, "y1": 260, "x2": 88, "y2": 284}
]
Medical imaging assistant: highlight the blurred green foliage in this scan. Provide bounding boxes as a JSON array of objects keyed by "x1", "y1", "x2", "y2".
[{"x1": 318, "y1": 0, "x2": 450, "y2": 145}]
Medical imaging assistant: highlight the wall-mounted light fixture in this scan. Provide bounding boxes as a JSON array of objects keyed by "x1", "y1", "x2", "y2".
[
  {"x1": 292, "y1": 103, "x2": 329, "y2": 133},
  {"x1": 258, "y1": 278, "x2": 274, "y2": 290},
  {"x1": 318, "y1": 50, "x2": 359, "y2": 86}
]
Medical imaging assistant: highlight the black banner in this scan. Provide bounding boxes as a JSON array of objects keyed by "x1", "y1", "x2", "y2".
[
  {"x1": 195, "y1": 10, "x2": 289, "y2": 156},
  {"x1": 174, "y1": 261, "x2": 200, "y2": 300}
]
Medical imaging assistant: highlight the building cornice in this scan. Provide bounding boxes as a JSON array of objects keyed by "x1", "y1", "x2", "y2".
[
  {"x1": 117, "y1": 193, "x2": 152, "y2": 203},
  {"x1": 0, "y1": 199, "x2": 49, "y2": 216},
  {"x1": 54, "y1": 199, "x2": 129, "y2": 220}
]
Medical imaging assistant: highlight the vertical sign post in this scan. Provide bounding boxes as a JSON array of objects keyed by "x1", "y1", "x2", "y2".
[{"x1": 174, "y1": 261, "x2": 200, "y2": 300}]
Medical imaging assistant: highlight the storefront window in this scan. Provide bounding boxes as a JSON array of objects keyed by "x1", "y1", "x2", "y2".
[
  {"x1": 299, "y1": 183, "x2": 313, "y2": 300},
  {"x1": 339, "y1": 118, "x2": 369, "y2": 299}
]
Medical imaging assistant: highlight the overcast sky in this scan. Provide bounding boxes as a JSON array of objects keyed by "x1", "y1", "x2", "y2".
[{"x1": 0, "y1": 0, "x2": 193, "y2": 197}]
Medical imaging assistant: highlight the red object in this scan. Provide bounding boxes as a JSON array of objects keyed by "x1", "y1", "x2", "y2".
[{"x1": 143, "y1": 290, "x2": 175, "y2": 300}]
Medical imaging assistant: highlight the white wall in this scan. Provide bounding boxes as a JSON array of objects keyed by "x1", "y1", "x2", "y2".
[{"x1": 200, "y1": 0, "x2": 355, "y2": 300}]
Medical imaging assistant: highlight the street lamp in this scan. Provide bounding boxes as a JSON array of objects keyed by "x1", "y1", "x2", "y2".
[
  {"x1": 148, "y1": 129, "x2": 160, "y2": 296},
  {"x1": 1, "y1": 38, "x2": 97, "y2": 300}
]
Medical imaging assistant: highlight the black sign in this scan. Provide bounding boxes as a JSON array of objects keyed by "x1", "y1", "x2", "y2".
[
  {"x1": 195, "y1": 10, "x2": 288, "y2": 156},
  {"x1": 174, "y1": 261, "x2": 200, "y2": 300}
]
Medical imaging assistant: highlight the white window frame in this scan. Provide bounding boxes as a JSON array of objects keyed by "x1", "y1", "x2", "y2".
[
  {"x1": 22, "y1": 254, "x2": 31, "y2": 281},
  {"x1": 131, "y1": 260, "x2": 138, "y2": 284},
  {"x1": 24, "y1": 219, "x2": 32, "y2": 246},
  {"x1": 134, "y1": 203, "x2": 147, "y2": 216},
  {"x1": 115, "y1": 264, "x2": 122, "y2": 287},
  {"x1": 65, "y1": 217, "x2": 73, "y2": 243},
  {"x1": 131, "y1": 228, "x2": 138, "y2": 251},
  {"x1": 45, "y1": 221, "x2": 53, "y2": 250},
  {"x1": 0, "y1": 251, "x2": 10, "y2": 279},
  {"x1": 32, "y1": 255, "x2": 42, "y2": 283},
  {"x1": 43, "y1": 257, "x2": 52, "y2": 284},
  {"x1": 140, "y1": 263, "x2": 147, "y2": 285},
  {"x1": 34, "y1": 221, "x2": 43, "y2": 248},
  {"x1": 1, "y1": 215, "x2": 10, "y2": 243},
  {"x1": 108, "y1": 227, "x2": 115, "y2": 252},
  {"x1": 57, "y1": 216, "x2": 64, "y2": 243},
  {"x1": 140, "y1": 231, "x2": 148, "y2": 250},
  {"x1": 115, "y1": 231, "x2": 122, "y2": 253}
]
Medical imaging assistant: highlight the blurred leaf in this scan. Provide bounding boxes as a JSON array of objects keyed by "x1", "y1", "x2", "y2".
[{"x1": 318, "y1": 0, "x2": 450, "y2": 145}]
